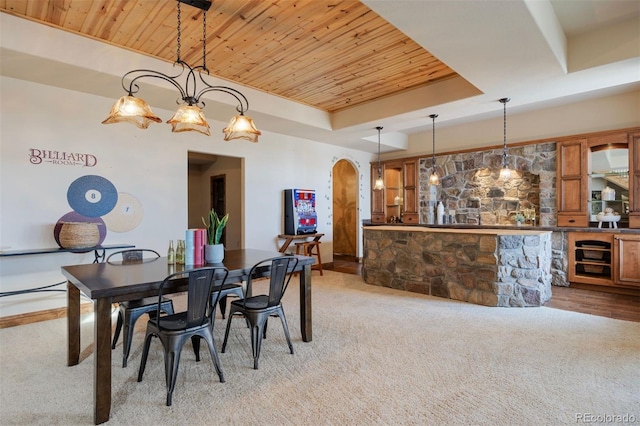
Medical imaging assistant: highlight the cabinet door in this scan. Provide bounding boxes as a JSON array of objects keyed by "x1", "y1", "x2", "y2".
[
  {"x1": 371, "y1": 164, "x2": 385, "y2": 223},
  {"x1": 614, "y1": 234, "x2": 640, "y2": 287},
  {"x1": 403, "y1": 159, "x2": 418, "y2": 214},
  {"x1": 557, "y1": 139, "x2": 588, "y2": 226},
  {"x1": 629, "y1": 132, "x2": 640, "y2": 228}
]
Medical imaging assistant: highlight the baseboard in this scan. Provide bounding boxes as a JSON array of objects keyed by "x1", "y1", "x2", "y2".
[
  {"x1": 570, "y1": 282, "x2": 640, "y2": 296},
  {"x1": 0, "y1": 302, "x2": 94, "y2": 329}
]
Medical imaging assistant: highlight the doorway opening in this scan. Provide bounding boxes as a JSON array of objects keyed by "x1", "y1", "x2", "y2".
[
  {"x1": 210, "y1": 174, "x2": 226, "y2": 245},
  {"x1": 187, "y1": 151, "x2": 242, "y2": 250}
]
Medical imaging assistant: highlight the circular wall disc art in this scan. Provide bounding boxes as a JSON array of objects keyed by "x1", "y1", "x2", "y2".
[
  {"x1": 102, "y1": 192, "x2": 144, "y2": 232},
  {"x1": 67, "y1": 175, "x2": 118, "y2": 218}
]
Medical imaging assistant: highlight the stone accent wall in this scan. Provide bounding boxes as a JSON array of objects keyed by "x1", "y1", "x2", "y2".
[
  {"x1": 363, "y1": 228, "x2": 553, "y2": 307},
  {"x1": 419, "y1": 143, "x2": 557, "y2": 227}
]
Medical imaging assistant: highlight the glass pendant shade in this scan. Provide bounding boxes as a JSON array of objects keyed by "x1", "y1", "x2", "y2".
[
  {"x1": 374, "y1": 174, "x2": 385, "y2": 190},
  {"x1": 429, "y1": 171, "x2": 440, "y2": 186},
  {"x1": 223, "y1": 114, "x2": 261, "y2": 142},
  {"x1": 167, "y1": 105, "x2": 211, "y2": 135},
  {"x1": 500, "y1": 166, "x2": 512, "y2": 179},
  {"x1": 102, "y1": 96, "x2": 162, "y2": 129}
]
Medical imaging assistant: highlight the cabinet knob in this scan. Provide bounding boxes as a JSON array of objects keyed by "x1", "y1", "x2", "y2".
[{"x1": 569, "y1": 219, "x2": 575, "y2": 223}]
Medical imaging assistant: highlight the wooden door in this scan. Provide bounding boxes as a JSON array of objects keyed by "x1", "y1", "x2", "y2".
[
  {"x1": 332, "y1": 160, "x2": 358, "y2": 256},
  {"x1": 614, "y1": 234, "x2": 640, "y2": 287},
  {"x1": 557, "y1": 139, "x2": 588, "y2": 226}
]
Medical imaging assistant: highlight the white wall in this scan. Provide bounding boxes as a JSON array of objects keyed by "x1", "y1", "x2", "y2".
[
  {"x1": 387, "y1": 90, "x2": 640, "y2": 160},
  {"x1": 0, "y1": 76, "x2": 373, "y2": 317}
]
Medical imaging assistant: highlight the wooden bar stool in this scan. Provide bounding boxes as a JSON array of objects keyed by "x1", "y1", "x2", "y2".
[{"x1": 295, "y1": 240, "x2": 323, "y2": 275}]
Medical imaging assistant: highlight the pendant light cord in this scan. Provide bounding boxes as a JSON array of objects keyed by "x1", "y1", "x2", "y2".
[
  {"x1": 429, "y1": 114, "x2": 438, "y2": 170},
  {"x1": 500, "y1": 98, "x2": 510, "y2": 166},
  {"x1": 376, "y1": 126, "x2": 383, "y2": 175},
  {"x1": 176, "y1": 1, "x2": 182, "y2": 62}
]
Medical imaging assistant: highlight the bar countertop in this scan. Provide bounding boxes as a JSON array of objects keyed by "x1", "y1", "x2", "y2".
[{"x1": 362, "y1": 222, "x2": 640, "y2": 234}]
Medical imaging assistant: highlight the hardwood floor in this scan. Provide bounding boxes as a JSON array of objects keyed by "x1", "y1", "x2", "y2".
[{"x1": 329, "y1": 255, "x2": 639, "y2": 323}]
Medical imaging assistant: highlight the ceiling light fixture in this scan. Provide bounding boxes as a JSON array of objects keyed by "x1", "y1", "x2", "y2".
[
  {"x1": 428, "y1": 114, "x2": 440, "y2": 186},
  {"x1": 373, "y1": 126, "x2": 385, "y2": 190},
  {"x1": 102, "y1": 0, "x2": 261, "y2": 142},
  {"x1": 499, "y1": 97, "x2": 511, "y2": 179}
]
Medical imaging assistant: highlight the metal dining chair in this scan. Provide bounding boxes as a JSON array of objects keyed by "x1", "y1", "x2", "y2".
[
  {"x1": 137, "y1": 266, "x2": 229, "y2": 406},
  {"x1": 107, "y1": 249, "x2": 174, "y2": 368},
  {"x1": 221, "y1": 255, "x2": 299, "y2": 369}
]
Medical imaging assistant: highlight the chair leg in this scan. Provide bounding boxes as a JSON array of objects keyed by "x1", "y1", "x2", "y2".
[
  {"x1": 218, "y1": 295, "x2": 228, "y2": 319},
  {"x1": 278, "y1": 309, "x2": 294, "y2": 354},
  {"x1": 191, "y1": 336, "x2": 201, "y2": 362},
  {"x1": 111, "y1": 310, "x2": 123, "y2": 350},
  {"x1": 201, "y1": 330, "x2": 225, "y2": 383},
  {"x1": 137, "y1": 331, "x2": 154, "y2": 382},
  {"x1": 221, "y1": 312, "x2": 234, "y2": 353},
  {"x1": 250, "y1": 321, "x2": 266, "y2": 370},
  {"x1": 165, "y1": 349, "x2": 181, "y2": 406}
]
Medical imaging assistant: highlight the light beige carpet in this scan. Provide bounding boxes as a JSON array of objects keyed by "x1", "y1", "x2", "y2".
[{"x1": 1, "y1": 271, "x2": 638, "y2": 425}]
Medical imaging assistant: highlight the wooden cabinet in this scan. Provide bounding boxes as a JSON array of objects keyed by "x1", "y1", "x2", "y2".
[
  {"x1": 370, "y1": 159, "x2": 419, "y2": 224},
  {"x1": 629, "y1": 132, "x2": 640, "y2": 228},
  {"x1": 568, "y1": 232, "x2": 613, "y2": 286},
  {"x1": 402, "y1": 159, "x2": 419, "y2": 223},
  {"x1": 613, "y1": 234, "x2": 640, "y2": 287},
  {"x1": 557, "y1": 139, "x2": 588, "y2": 227},
  {"x1": 568, "y1": 231, "x2": 640, "y2": 288}
]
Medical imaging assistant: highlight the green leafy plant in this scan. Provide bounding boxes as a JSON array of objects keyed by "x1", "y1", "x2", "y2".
[
  {"x1": 202, "y1": 209, "x2": 229, "y2": 245},
  {"x1": 514, "y1": 213, "x2": 525, "y2": 223}
]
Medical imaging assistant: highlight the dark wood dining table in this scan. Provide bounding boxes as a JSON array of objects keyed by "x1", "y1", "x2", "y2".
[{"x1": 61, "y1": 248, "x2": 314, "y2": 424}]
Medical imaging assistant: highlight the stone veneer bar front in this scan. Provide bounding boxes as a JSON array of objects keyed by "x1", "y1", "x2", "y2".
[{"x1": 363, "y1": 226, "x2": 553, "y2": 307}]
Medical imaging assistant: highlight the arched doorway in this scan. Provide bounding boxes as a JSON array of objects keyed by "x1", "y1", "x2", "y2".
[{"x1": 332, "y1": 159, "x2": 358, "y2": 259}]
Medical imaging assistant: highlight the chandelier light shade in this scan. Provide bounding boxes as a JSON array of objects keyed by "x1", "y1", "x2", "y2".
[
  {"x1": 167, "y1": 105, "x2": 210, "y2": 135},
  {"x1": 102, "y1": 96, "x2": 162, "y2": 129},
  {"x1": 499, "y1": 97, "x2": 512, "y2": 179},
  {"x1": 223, "y1": 114, "x2": 261, "y2": 143},
  {"x1": 428, "y1": 114, "x2": 440, "y2": 186},
  {"x1": 373, "y1": 126, "x2": 385, "y2": 190},
  {"x1": 102, "y1": 0, "x2": 260, "y2": 142}
]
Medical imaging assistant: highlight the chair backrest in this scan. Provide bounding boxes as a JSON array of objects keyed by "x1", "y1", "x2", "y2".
[
  {"x1": 246, "y1": 256, "x2": 299, "y2": 308},
  {"x1": 106, "y1": 249, "x2": 160, "y2": 264},
  {"x1": 158, "y1": 266, "x2": 229, "y2": 329}
]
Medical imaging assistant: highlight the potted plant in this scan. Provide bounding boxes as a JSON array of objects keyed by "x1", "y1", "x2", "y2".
[
  {"x1": 202, "y1": 209, "x2": 229, "y2": 263},
  {"x1": 514, "y1": 212, "x2": 525, "y2": 226}
]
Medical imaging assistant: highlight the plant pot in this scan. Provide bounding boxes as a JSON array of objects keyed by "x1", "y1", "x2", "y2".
[{"x1": 205, "y1": 243, "x2": 224, "y2": 264}]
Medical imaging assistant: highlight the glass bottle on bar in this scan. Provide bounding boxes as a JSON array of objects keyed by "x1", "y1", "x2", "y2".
[
  {"x1": 168, "y1": 240, "x2": 175, "y2": 264},
  {"x1": 176, "y1": 240, "x2": 185, "y2": 265}
]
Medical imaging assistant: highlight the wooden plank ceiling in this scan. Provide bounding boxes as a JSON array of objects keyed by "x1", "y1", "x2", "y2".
[{"x1": 0, "y1": 0, "x2": 458, "y2": 112}]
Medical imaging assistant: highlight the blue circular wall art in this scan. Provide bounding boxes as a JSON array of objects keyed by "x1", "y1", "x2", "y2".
[{"x1": 67, "y1": 175, "x2": 118, "y2": 217}]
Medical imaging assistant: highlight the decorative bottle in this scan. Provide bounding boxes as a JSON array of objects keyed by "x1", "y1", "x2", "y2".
[
  {"x1": 167, "y1": 240, "x2": 175, "y2": 264},
  {"x1": 436, "y1": 201, "x2": 444, "y2": 225},
  {"x1": 176, "y1": 240, "x2": 185, "y2": 265}
]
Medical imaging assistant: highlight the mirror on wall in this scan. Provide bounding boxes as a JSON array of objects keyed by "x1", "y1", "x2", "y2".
[{"x1": 589, "y1": 146, "x2": 629, "y2": 223}]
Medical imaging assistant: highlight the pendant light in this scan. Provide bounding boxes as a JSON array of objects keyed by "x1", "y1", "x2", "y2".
[
  {"x1": 373, "y1": 126, "x2": 385, "y2": 190},
  {"x1": 102, "y1": 0, "x2": 261, "y2": 142},
  {"x1": 428, "y1": 114, "x2": 440, "y2": 186},
  {"x1": 499, "y1": 97, "x2": 512, "y2": 179}
]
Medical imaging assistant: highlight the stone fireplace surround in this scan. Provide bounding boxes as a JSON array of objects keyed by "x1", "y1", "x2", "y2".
[{"x1": 419, "y1": 142, "x2": 557, "y2": 227}]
